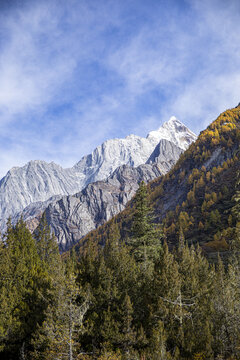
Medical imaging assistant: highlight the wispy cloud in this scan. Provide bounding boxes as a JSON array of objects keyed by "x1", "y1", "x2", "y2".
[
  {"x1": 0, "y1": 0, "x2": 123, "y2": 176},
  {"x1": 0, "y1": 4, "x2": 73, "y2": 116},
  {"x1": 106, "y1": 0, "x2": 240, "y2": 134},
  {"x1": 0, "y1": 0, "x2": 240, "y2": 178}
]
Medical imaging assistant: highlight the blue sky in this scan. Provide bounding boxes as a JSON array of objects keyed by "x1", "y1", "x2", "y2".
[{"x1": 0, "y1": 0, "x2": 240, "y2": 178}]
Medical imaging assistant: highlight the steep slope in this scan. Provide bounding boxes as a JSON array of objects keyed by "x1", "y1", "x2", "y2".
[
  {"x1": 73, "y1": 117, "x2": 196, "y2": 185},
  {"x1": 19, "y1": 138, "x2": 184, "y2": 251},
  {"x1": 0, "y1": 117, "x2": 196, "y2": 231},
  {"x1": 73, "y1": 105, "x2": 240, "y2": 258},
  {"x1": 147, "y1": 116, "x2": 196, "y2": 149},
  {"x1": 146, "y1": 138, "x2": 183, "y2": 171},
  {"x1": 0, "y1": 161, "x2": 83, "y2": 228},
  {"x1": 46, "y1": 163, "x2": 163, "y2": 251}
]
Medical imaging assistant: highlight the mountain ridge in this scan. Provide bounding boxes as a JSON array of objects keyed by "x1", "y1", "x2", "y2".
[
  {"x1": 72, "y1": 106, "x2": 240, "y2": 258},
  {"x1": 17, "y1": 138, "x2": 185, "y2": 250},
  {"x1": 0, "y1": 117, "x2": 196, "y2": 232}
]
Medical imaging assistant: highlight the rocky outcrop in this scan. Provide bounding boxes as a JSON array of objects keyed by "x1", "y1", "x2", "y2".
[
  {"x1": 0, "y1": 117, "x2": 196, "y2": 236},
  {"x1": 0, "y1": 161, "x2": 83, "y2": 228},
  {"x1": 12, "y1": 194, "x2": 63, "y2": 232},
  {"x1": 146, "y1": 138, "x2": 183, "y2": 172},
  {"x1": 18, "y1": 137, "x2": 186, "y2": 250},
  {"x1": 45, "y1": 163, "x2": 164, "y2": 251},
  {"x1": 17, "y1": 137, "x2": 185, "y2": 250},
  {"x1": 73, "y1": 117, "x2": 196, "y2": 185},
  {"x1": 147, "y1": 116, "x2": 196, "y2": 150}
]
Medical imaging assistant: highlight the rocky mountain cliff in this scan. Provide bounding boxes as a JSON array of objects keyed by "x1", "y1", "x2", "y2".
[
  {"x1": 46, "y1": 163, "x2": 164, "y2": 251},
  {"x1": 73, "y1": 116, "x2": 195, "y2": 184},
  {"x1": 18, "y1": 139, "x2": 185, "y2": 250},
  {"x1": 0, "y1": 117, "x2": 196, "y2": 235},
  {"x1": 0, "y1": 161, "x2": 82, "y2": 228},
  {"x1": 146, "y1": 138, "x2": 183, "y2": 169},
  {"x1": 73, "y1": 106, "x2": 240, "y2": 259}
]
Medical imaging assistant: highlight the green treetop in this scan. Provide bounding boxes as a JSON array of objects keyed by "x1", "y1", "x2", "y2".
[{"x1": 130, "y1": 181, "x2": 163, "y2": 271}]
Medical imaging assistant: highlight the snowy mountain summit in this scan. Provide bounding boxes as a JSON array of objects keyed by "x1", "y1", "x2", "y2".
[
  {"x1": 147, "y1": 116, "x2": 196, "y2": 150},
  {"x1": 74, "y1": 116, "x2": 196, "y2": 183},
  {"x1": 0, "y1": 116, "x2": 196, "y2": 230}
]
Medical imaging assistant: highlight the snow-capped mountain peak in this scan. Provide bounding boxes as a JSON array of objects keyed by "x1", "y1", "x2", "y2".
[
  {"x1": 147, "y1": 116, "x2": 197, "y2": 149},
  {"x1": 0, "y1": 116, "x2": 196, "y2": 232},
  {"x1": 162, "y1": 116, "x2": 190, "y2": 131}
]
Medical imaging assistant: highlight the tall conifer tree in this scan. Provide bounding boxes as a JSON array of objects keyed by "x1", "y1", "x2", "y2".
[
  {"x1": 130, "y1": 181, "x2": 163, "y2": 271},
  {"x1": 0, "y1": 219, "x2": 50, "y2": 359}
]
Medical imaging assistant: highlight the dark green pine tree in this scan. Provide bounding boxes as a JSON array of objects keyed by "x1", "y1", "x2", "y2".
[
  {"x1": 211, "y1": 255, "x2": 240, "y2": 359},
  {"x1": 34, "y1": 214, "x2": 64, "y2": 280},
  {"x1": 60, "y1": 256, "x2": 90, "y2": 360},
  {"x1": 130, "y1": 181, "x2": 163, "y2": 271},
  {"x1": 215, "y1": 170, "x2": 240, "y2": 359},
  {"x1": 148, "y1": 320, "x2": 170, "y2": 360},
  {"x1": 149, "y1": 241, "x2": 181, "y2": 356},
  {"x1": 119, "y1": 294, "x2": 136, "y2": 359},
  {"x1": 30, "y1": 215, "x2": 66, "y2": 360},
  {"x1": 176, "y1": 242, "x2": 214, "y2": 358},
  {"x1": 223, "y1": 260, "x2": 240, "y2": 358},
  {"x1": 31, "y1": 247, "x2": 89, "y2": 360},
  {"x1": 0, "y1": 233, "x2": 11, "y2": 355},
  {"x1": 0, "y1": 218, "x2": 50, "y2": 360},
  {"x1": 77, "y1": 223, "x2": 140, "y2": 356},
  {"x1": 93, "y1": 254, "x2": 121, "y2": 351},
  {"x1": 150, "y1": 239, "x2": 214, "y2": 359}
]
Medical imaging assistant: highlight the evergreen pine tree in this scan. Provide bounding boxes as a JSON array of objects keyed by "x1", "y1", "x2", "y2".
[
  {"x1": 30, "y1": 215, "x2": 66, "y2": 359},
  {"x1": 0, "y1": 218, "x2": 50, "y2": 359},
  {"x1": 34, "y1": 214, "x2": 61, "y2": 269},
  {"x1": 212, "y1": 254, "x2": 240, "y2": 359},
  {"x1": 32, "y1": 255, "x2": 90, "y2": 360},
  {"x1": 177, "y1": 243, "x2": 213, "y2": 358},
  {"x1": 150, "y1": 241, "x2": 180, "y2": 357},
  {"x1": 130, "y1": 181, "x2": 163, "y2": 271},
  {"x1": 119, "y1": 294, "x2": 136, "y2": 359},
  {"x1": 149, "y1": 320, "x2": 171, "y2": 360}
]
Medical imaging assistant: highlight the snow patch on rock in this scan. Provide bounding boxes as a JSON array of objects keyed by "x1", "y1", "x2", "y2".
[{"x1": 0, "y1": 117, "x2": 196, "y2": 231}]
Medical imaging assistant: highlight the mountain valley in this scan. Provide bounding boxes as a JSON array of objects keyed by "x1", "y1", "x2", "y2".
[
  {"x1": 0, "y1": 117, "x2": 196, "y2": 250},
  {"x1": 73, "y1": 105, "x2": 240, "y2": 260}
]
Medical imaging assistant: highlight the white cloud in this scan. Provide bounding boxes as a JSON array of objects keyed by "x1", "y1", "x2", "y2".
[
  {"x1": 107, "y1": 25, "x2": 190, "y2": 95},
  {"x1": 0, "y1": 0, "x2": 123, "y2": 118},
  {"x1": 0, "y1": 3, "x2": 77, "y2": 117},
  {"x1": 0, "y1": 0, "x2": 125, "y2": 177},
  {"x1": 106, "y1": 0, "x2": 240, "y2": 134},
  {"x1": 0, "y1": 0, "x2": 240, "y2": 178},
  {"x1": 161, "y1": 72, "x2": 240, "y2": 134}
]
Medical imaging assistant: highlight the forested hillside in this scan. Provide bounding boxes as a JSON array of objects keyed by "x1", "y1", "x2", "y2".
[
  {"x1": 75, "y1": 105, "x2": 240, "y2": 259},
  {"x1": 0, "y1": 105, "x2": 240, "y2": 359},
  {"x1": 0, "y1": 179, "x2": 239, "y2": 359}
]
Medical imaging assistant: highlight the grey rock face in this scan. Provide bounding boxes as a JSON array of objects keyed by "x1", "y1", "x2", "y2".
[
  {"x1": 46, "y1": 163, "x2": 164, "y2": 251},
  {"x1": 0, "y1": 161, "x2": 84, "y2": 229},
  {"x1": 73, "y1": 117, "x2": 196, "y2": 186},
  {"x1": 19, "y1": 138, "x2": 184, "y2": 251},
  {"x1": 11, "y1": 194, "x2": 63, "y2": 227},
  {"x1": 0, "y1": 117, "x2": 196, "y2": 236},
  {"x1": 146, "y1": 139, "x2": 183, "y2": 172}
]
